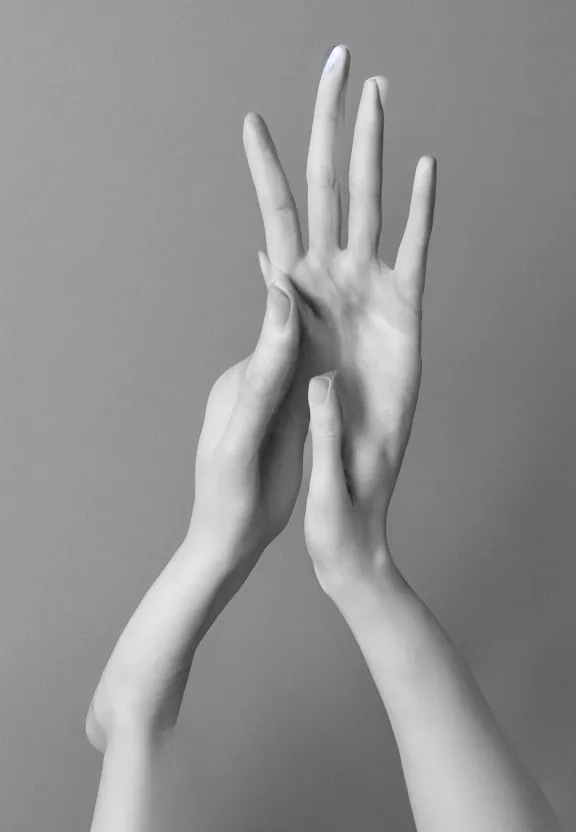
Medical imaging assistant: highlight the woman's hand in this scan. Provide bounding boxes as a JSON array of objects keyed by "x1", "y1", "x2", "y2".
[
  {"x1": 85, "y1": 271, "x2": 308, "y2": 756},
  {"x1": 188, "y1": 267, "x2": 308, "y2": 575},
  {"x1": 245, "y1": 45, "x2": 437, "y2": 557}
]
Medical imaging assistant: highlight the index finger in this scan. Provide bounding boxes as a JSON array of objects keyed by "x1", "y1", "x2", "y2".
[{"x1": 243, "y1": 112, "x2": 305, "y2": 274}]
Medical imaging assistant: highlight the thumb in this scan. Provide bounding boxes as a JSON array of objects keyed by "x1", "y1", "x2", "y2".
[
  {"x1": 221, "y1": 277, "x2": 300, "y2": 461},
  {"x1": 307, "y1": 370, "x2": 350, "y2": 508}
]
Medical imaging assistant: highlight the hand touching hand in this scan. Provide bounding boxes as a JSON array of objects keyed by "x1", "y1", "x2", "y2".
[
  {"x1": 189, "y1": 268, "x2": 307, "y2": 575},
  {"x1": 245, "y1": 45, "x2": 437, "y2": 556},
  {"x1": 86, "y1": 272, "x2": 309, "y2": 755}
]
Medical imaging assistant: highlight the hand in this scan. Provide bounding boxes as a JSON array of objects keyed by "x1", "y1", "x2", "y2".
[
  {"x1": 244, "y1": 44, "x2": 437, "y2": 559},
  {"x1": 189, "y1": 268, "x2": 308, "y2": 575},
  {"x1": 86, "y1": 275, "x2": 307, "y2": 752}
]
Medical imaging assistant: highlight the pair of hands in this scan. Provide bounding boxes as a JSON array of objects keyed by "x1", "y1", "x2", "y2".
[{"x1": 189, "y1": 45, "x2": 437, "y2": 598}]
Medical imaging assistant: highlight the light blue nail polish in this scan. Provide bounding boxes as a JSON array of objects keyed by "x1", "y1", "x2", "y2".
[{"x1": 323, "y1": 44, "x2": 345, "y2": 76}]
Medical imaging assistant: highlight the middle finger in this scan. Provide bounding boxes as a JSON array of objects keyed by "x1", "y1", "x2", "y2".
[{"x1": 306, "y1": 45, "x2": 350, "y2": 257}]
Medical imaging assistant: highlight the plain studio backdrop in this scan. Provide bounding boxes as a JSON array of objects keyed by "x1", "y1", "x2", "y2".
[{"x1": 1, "y1": 2, "x2": 575, "y2": 830}]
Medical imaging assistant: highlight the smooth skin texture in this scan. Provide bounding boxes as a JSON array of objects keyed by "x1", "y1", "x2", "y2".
[
  {"x1": 305, "y1": 378, "x2": 564, "y2": 832},
  {"x1": 245, "y1": 45, "x2": 434, "y2": 560},
  {"x1": 87, "y1": 279, "x2": 305, "y2": 830},
  {"x1": 87, "y1": 274, "x2": 304, "y2": 747},
  {"x1": 86, "y1": 46, "x2": 564, "y2": 832}
]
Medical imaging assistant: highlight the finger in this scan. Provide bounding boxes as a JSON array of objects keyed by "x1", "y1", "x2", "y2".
[
  {"x1": 221, "y1": 280, "x2": 300, "y2": 461},
  {"x1": 307, "y1": 370, "x2": 350, "y2": 507},
  {"x1": 394, "y1": 156, "x2": 437, "y2": 310},
  {"x1": 243, "y1": 113, "x2": 305, "y2": 274},
  {"x1": 347, "y1": 76, "x2": 388, "y2": 260},
  {"x1": 306, "y1": 44, "x2": 350, "y2": 255}
]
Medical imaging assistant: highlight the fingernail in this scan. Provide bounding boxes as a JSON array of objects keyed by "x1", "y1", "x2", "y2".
[
  {"x1": 322, "y1": 44, "x2": 345, "y2": 76},
  {"x1": 364, "y1": 77, "x2": 379, "y2": 98},
  {"x1": 365, "y1": 76, "x2": 387, "y2": 108},
  {"x1": 268, "y1": 285, "x2": 291, "y2": 327},
  {"x1": 310, "y1": 376, "x2": 331, "y2": 405}
]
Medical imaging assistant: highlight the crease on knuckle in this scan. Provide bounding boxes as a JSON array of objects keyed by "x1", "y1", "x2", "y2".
[
  {"x1": 322, "y1": 109, "x2": 339, "y2": 128},
  {"x1": 274, "y1": 200, "x2": 295, "y2": 218},
  {"x1": 319, "y1": 414, "x2": 341, "y2": 439},
  {"x1": 306, "y1": 167, "x2": 339, "y2": 192}
]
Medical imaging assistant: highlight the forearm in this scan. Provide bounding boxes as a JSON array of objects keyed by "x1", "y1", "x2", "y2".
[
  {"x1": 86, "y1": 518, "x2": 254, "y2": 748},
  {"x1": 89, "y1": 721, "x2": 163, "y2": 832},
  {"x1": 326, "y1": 558, "x2": 562, "y2": 832}
]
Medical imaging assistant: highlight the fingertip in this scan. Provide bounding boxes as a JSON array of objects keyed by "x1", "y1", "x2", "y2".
[
  {"x1": 421, "y1": 156, "x2": 437, "y2": 207},
  {"x1": 243, "y1": 112, "x2": 264, "y2": 146},
  {"x1": 322, "y1": 43, "x2": 340, "y2": 68},
  {"x1": 244, "y1": 111, "x2": 261, "y2": 130},
  {"x1": 411, "y1": 156, "x2": 437, "y2": 209},
  {"x1": 322, "y1": 44, "x2": 350, "y2": 76},
  {"x1": 419, "y1": 155, "x2": 437, "y2": 178},
  {"x1": 366, "y1": 75, "x2": 389, "y2": 109}
]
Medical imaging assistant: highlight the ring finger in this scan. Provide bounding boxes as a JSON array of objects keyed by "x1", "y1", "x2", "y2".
[{"x1": 347, "y1": 76, "x2": 387, "y2": 260}]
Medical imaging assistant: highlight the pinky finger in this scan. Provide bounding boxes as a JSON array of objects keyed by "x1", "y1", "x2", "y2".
[{"x1": 394, "y1": 155, "x2": 437, "y2": 310}]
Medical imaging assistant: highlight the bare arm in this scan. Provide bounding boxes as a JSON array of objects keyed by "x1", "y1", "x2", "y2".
[
  {"x1": 321, "y1": 559, "x2": 564, "y2": 832},
  {"x1": 85, "y1": 530, "x2": 248, "y2": 750},
  {"x1": 86, "y1": 269, "x2": 307, "y2": 831},
  {"x1": 88, "y1": 721, "x2": 163, "y2": 832},
  {"x1": 238, "y1": 39, "x2": 565, "y2": 832},
  {"x1": 85, "y1": 530, "x2": 248, "y2": 832}
]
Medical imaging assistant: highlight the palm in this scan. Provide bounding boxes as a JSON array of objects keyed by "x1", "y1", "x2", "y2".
[{"x1": 281, "y1": 249, "x2": 422, "y2": 513}]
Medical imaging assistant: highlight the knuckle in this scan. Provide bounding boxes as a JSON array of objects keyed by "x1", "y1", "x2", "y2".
[
  {"x1": 306, "y1": 167, "x2": 339, "y2": 192},
  {"x1": 274, "y1": 200, "x2": 295, "y2": 218},
  {"x1": 316, "y1": 410, "x2": 340, "y2": 436},
  {"x1": 323, "y1": 109, "x2": 339, "y2": 128},
  {"x1": 317, "y1": 421, "x2": 341, "y2": 440}
]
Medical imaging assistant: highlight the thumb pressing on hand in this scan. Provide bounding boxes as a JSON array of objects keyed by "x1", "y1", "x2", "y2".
[
  {"x1": 219, "y1": 274, "x2": 299, "y2": 462},
  {"x1": 306, "y1": 371, "x2": 354, "y2": 552},
  {"x1": 307, "y1": 372, "x2": 379, "y2": 595}
]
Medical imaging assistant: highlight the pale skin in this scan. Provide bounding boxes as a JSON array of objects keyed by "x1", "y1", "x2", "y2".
[{"x1": 86, "y1": 46, "x2": 564, "y2": 832}]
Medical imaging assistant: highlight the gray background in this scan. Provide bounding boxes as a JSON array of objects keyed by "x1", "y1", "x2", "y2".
[{"x1": 1, "y1": 2, "x2": 575, "y2": 830}]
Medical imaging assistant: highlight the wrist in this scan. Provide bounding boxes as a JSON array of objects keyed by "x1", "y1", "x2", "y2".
[
  {"x1": 316, "y1": 545, "x2": 409, "y2": 615},
  {"x1": 185, "y1": 502, "x2": 265, "y2": 573},
  {"x1": 179, "y1": 525, "x2": 263, "y2": 642}
]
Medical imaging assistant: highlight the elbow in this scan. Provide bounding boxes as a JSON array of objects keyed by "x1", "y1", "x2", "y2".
[
  {"x1": 85, "y1": 697, "x2": 108, "y2": 753},
  {"x1": 84, "y1": 686, "x2": 173, "y2": 755}
]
